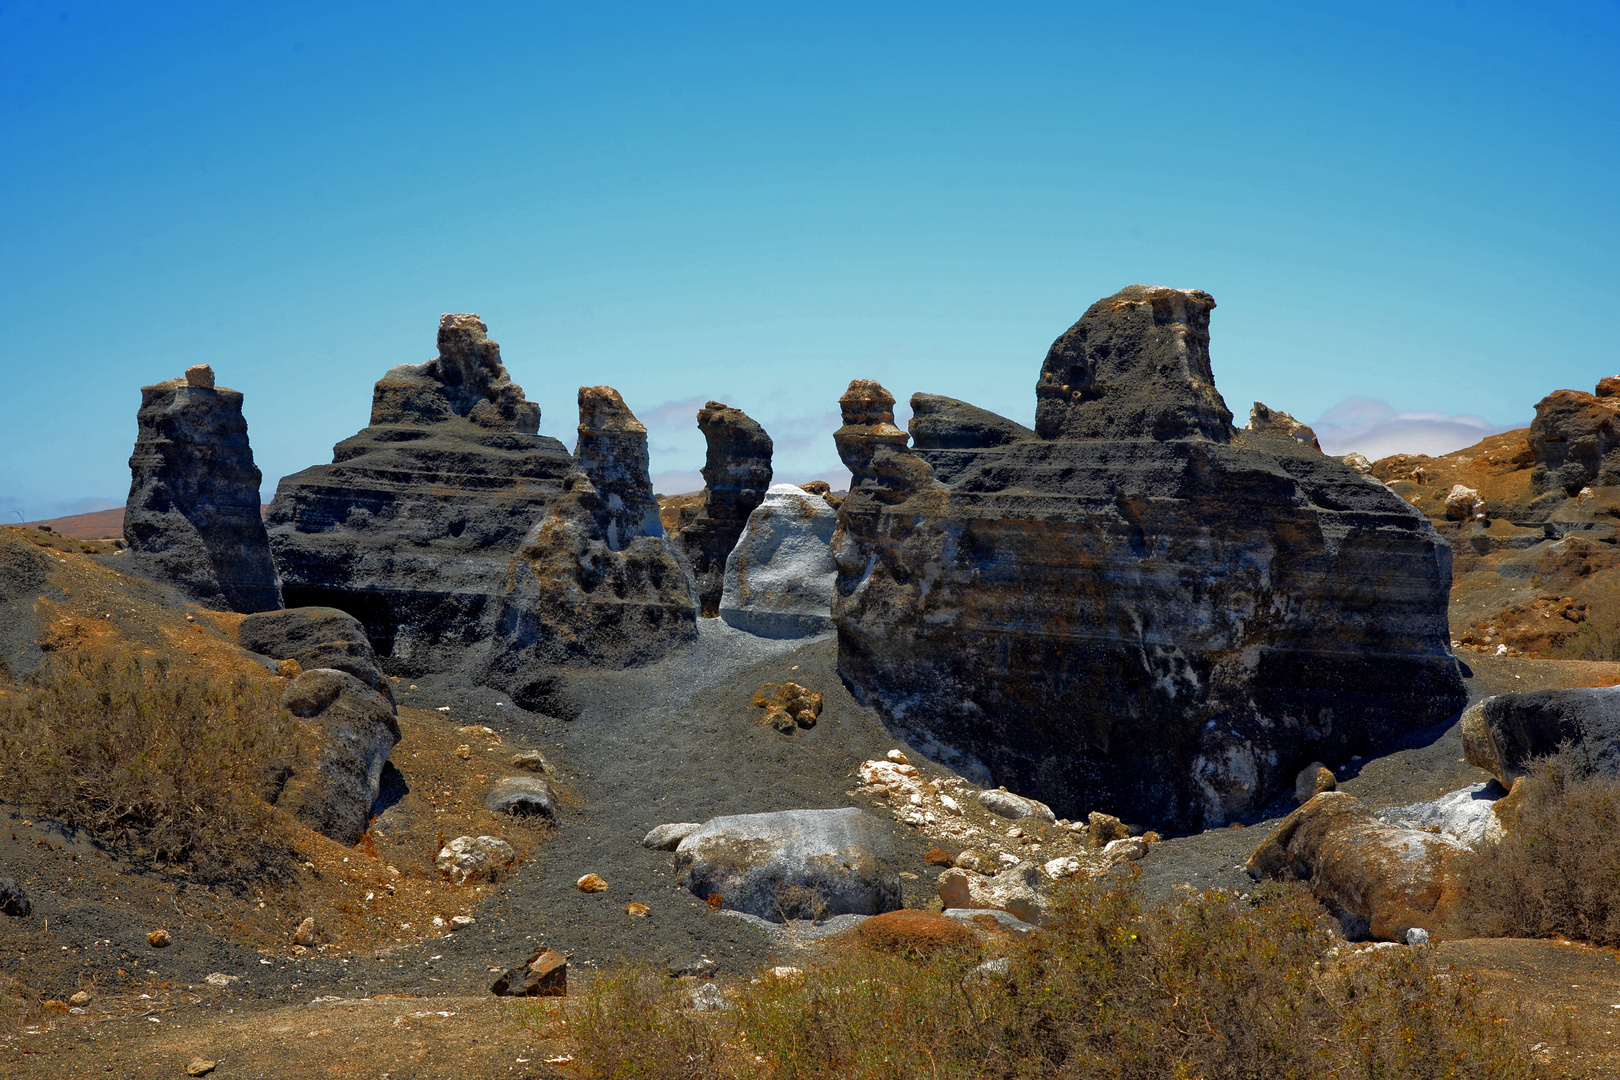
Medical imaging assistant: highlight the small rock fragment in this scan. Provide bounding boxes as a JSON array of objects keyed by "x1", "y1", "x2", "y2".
[
  {"x1": 68, "y1": 990, "x2": 91, "y2": 1006},
  {"x1": 450, "y1": 915, "x2": 476, "y2": 930},
  {"x1": 688, "y1": 982, "x2": 730, "y2": 1011},
  {"x1": 752, "y1": 681, "x2": 824, "y2": 731},
  {"x1": 953, "y1": 849, "x2": 994, "y2": 874},
  {"x1": 147, "y1": 928, "x2": 171, "y2": 948},
  {"x1": 625, "y1": 902, "x2": 650, "y2": 917},
  {"x1": 491, "y1": 948, "x2": 567, "y2": 997},
  {"x1": 1043, "y1": 855, "x2": 1084, "y2": 880},
  {"x1": 186, "y1": 1059, "x2": 217, "y2": 1077},
  {"x1": 1405, "y1": 926, "x2": 1431, "y2": 946},
  {"x1": 978, "y1": 788, "x2": 1057, "y2": 823},
  {"x1": 886, "y1": 749, "x2": 909, "y2": 764},
  {"x1": 458, "y1": 724, "x2": 502, "y2": 742},
  {"x1": 1102, "y1": 837, "x2": 1147, "y2": 863},
  {"x1": 436, "y1": 835, "x2": 517, "y2": 884},
  {"x1": 0, "y1": 878, "x2": 31, "y2": 918},
  {"x1": 577, "y1": 873, "x2": 609, "y2": 893},
  {"x1": 1294, "y1": 762, "x2": 1337, "y2": 803},
  {"x1": 1086, "y1": 812, "x2": 1129, "y2": 849},
  {"x1": 277, "y1": 657, "x2": 303, "y2": 678},
  {"x1": 508, "y1": 749, "x2": 548, "y2": 772},
  {"x1": 292, "y1": 917, "x2": 319, "y2": 946},
  {"x1": 184, "y1": 364, "x2": 215, "y2": 389},
  {"x1": 485, "y1": 776, "x2": 557, "y2": 819},
  {"x1": 204, "y1": 973, "x2": 240, "y2": 987},
  {"x1": 642, "y1": 822, "x2": 704, "y2": 850},
  {"x1": 1443, "y1": 484, "x2": 1486, "y2": 521},
  {"x1": 923, "y1": 847, "x2": 954, "y2": 867}
]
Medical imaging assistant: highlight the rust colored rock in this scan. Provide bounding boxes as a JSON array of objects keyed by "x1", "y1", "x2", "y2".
[
  {"x1": 856, "y1": 908, "x2": 976, "y2": 953},
  {"x1": 678, "y1": 401, "x2": 773, "y2": 616},
  {"x1": 487, "y1": 387, "x2": 697, "y2": 683},
  {"x1": 1598, "y1": 376, "x2": 1620, "y2": 399},
  {"x1": 1246, "y1": 791, "x2": 1465, "y2": 941},
  {"x1": 267, "y1": 314, "x2": 571, "y2": 672},
  {"x1": 147, "y1": 928, "x2": 171, "y2": 948},
  {"x1": 184, "y1": 364, "x2": 215, "y2": 389},
  {"x1": 923, "y1": 847, "x2": 954, "y2": 867},
  {"x1": 1529, "y1": 387, "x2": 1620, "y2": 495},
  {"x1": 123, "y1": 371, "x2": 282, "y2": 613},
  {"x1": 829, "y1": 285, "x2": 1466, "y2": 832},
  {"x1": 576, "y1": 873, "x2": 609, "y2": 893},
  {"x1": 752, "y1": 681, "x2": 823, "y2": 731},
  {"x1": 491, "y1": 948, "x2": 567, "y2": 997},
  {"x1": 625, "y1": 902, "x2": 650, "y2": 917}
]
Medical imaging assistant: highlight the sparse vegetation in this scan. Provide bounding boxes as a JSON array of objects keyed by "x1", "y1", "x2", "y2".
[
  {"x1": 0, "y1": 650, "x2": 297, "y2": 887},
  {"x1": 562, "y1": 876, "x2": 1532, "y2": 1079},
  {"x1": 1456, "y1": 749, "x2": 1620, "y2": 946}
]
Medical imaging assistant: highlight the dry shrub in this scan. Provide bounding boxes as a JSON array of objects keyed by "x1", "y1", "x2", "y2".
[
  {"x1": 1455, "y1": 749, "x2": 1620, "y2": 944},
  {"x1": 566, "y1": 877, "x2": 1531, "y2": 1080},
  {"x1": 0, "y1": 975, "x2": 42, "y2": 1037},
  {"x1": 0, "y1": 651, "x2": 297, "y2": 888},
  {"x1": 571, "y1": 962, "x2": 726, "y2": 1080}
]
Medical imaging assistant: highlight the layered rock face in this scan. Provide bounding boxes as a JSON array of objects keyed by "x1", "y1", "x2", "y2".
[
  {"x1": 1529, "y1": 384, "x2": 1620, "y2": 496},
  {"x1": 487, "y1": 387, "x2": 697, "y2": 689},
  {"x1": 718, "y1": 484, "x2": 838, "y2": 638},
  {"x1": 831, "y1": 285, "x2": 1467, "y2": 832},
  {"x1": 265, "y1": 315, "x2": 573, "y2": 672},
  {"x1": 677, "y1": 402, "x2": 773, "y2": 616},
  {"x1": 123, "y1": 367, "x2": 282, "y2": 613}
]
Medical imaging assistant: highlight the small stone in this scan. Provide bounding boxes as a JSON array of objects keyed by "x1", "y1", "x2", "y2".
[
  {"x1": 923, "y1": 847, "x2": 954, "y2": 867},
  {"x1": 979, "y1": 788, "x2": 1057, "y2": 823},
  {"x1": 436, "y1": 836, "x2": 516, "y2": 884},
  {"x1": 457, "y1": 724, "x2": 501, "y2": 742},
  {"x1": 1086, "y1": 812, "x2": 1129, "y2": 849},
  {"x1": 485, "y1": 776, "x2": 557, "y2": 819},
  {"x1": 625, "y1": 902, "x2": 650, "y2": 917},
  {"x1": 68, "y1": 990, "x2": 91, "y2": 1006},
  {"x1": 1404, "y1": 927, "x2": 1431, "y2": 946},
  {"x1": 147, "y1": 928, "x2": 171, "y2": 948},
  {"x1": 1102, "y1": 837, "x2": 1148, "y2": 862},
  {"x1": 185, "y1": 365, "x2": 216, "y2": 389},
  {"x1": 509, "y1": 750, "x2": 548, "y2": 772},
  {"x1": 187, "y1": 1059, "x2": 217, "y2": 1077},
  {"x1": 886, "y1": 749, "x2": 909, "y2": 764},
  {"x1": 456, "y1": 744, "x2": 472, "y2": 760},
  {"x1": 0, "y1": 877, "x2": 32, "y2": 917},
  {"x1": 641, "y1": 822, "x2": 703, "y2": 850},
  {"x1": 1043, "y1": 855, "x2": 1084, "y2": 880},
  {"x1": 277, "y1": 657, "x2": 302, "y2": 678},
  {"x1": 1142, "y1": 831, "x2": 1163, "y2": 844},
  {"x1": 204, "y1": 973, "x2": 239, "y2": 987},
  {"x1": 766, "y1": 965, "x2": 804, "y2": 982},
  {"x1": 688, "y1": 982, "x2": 730, "y2": 1011},
  {"x1": 491, "y1": 948, "x2": 567, "y2": 997},
  {"x1": 1294, "y1": 762, "x2": 1337, "y2": 804},
  {"x1": 577, "y1": 873, "x2": 609, "y2": 893},
  {"x1": 292, "y1": 917, "x2": 319, "y2": 946},
  {"x1": 450, "y1": 915, "x2": 476, "y2": 930},
  {"x1": 953, "y1": 849, "x2": 994, "y2": 874}
]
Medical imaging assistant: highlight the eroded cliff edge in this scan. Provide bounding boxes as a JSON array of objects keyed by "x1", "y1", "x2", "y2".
[{"x1": 830, "y1": 285, "x2": 1468, "y2": 832}]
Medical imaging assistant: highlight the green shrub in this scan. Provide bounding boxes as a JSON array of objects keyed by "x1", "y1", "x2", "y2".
[
  {"x1": 0, "y1": 651, "x2": 296, "y2": 887},
  {"x1": 565, "y1": 877, "x2": 1531, "y2": 1080},
  {"x1": 1455, "y1": 749, "x2": 1620, "y2": 945}
]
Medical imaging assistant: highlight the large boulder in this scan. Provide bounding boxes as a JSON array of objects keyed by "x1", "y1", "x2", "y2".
[
  {"x1": 238, "y1": 606, "x2": 390, "y2": 700},
  {"x1": 718, "y1": 484, "x2": 838, "y2": 638},
  {"x1": 487, "y1": 387, "x2": 697, "y2": 681},
  {"x1": 672, "y1": 808, "x2": 902, "y2": 922},
  {"x1": 274, "y1": 668, "x2": 400, "y2": 845},
  {"x1": 265, "y1": 315, "x2": 573, "y2": 674},
  {"x1": 1246, "y1": 791, "x2": 1467, "y2": 941},
  {"x1": 830, "y1": 286, "x2": 1467, "y2": 831},
  {"x1": 677, "y1": 402, "x2": 773, "y2": 616},
  {"x1": 1462, "y1": 686, "x2": 1620, "y2": 785},
  {"x1": 123, "y1": 366, "x2": 282, "y2": 613},
  {"x1": 1529, "y1": 384, "x2": 1620, "y2": 496}
]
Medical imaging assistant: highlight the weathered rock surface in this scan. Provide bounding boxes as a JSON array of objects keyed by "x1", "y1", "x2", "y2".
[
  {"x1": 266, "y1": 315, "x2": 572, "y2": 673},
  {"x1": 1246, "y1": 791, "x2": 1467, "y2": 941},
  {"x1": 641, "y1": 822, "x2": 703, "y2": 850},
  {"x1": 1246, "y1": 401, "x2": 1321, "y2": 450},
  {"x1": 0, "y1": 877, "x2": 31, "y2": 917},
  {"x1": 1530, "y1": 384, "x2": 1620, "y2": 496},
  {"x1": 484, "y1": 776, "x2": 557, "y2": 820},
  {"x1": 976, "y1": 789, "x2": 1056, "y2": 823},
  {"x1": 123, "y1": 369, "x2": 281, "y2": 613},
  {"x1": 936, "y1": 861, "x2": 1048, "y2": 925},
  {"x1": 718, "y1": 484, "x2": 837, "y2": 638},
  {"x1": 1462, "y1": 686, "x2": 1620, "y2": 785},
  {"x1": 274, "y1": 668, "x2": 400, "y2": 845},
  {"x1": 487, "y1": 387, "x2": 697, "y2": 688},
  {"x1": 238, "y1": 606, "x2": 391, "y2": 701},
  {"x1": 672, "y1": 808, "x2": 902, "y2": 922},
  {"x1": 677, "y1": 402, "x2": 773, "y2": 616},
  {"x1": 436, "y1": 835, "x2": 516, "y2": 885},
  {"x1": 491, "y1": 947, "x2": 566, "y2": 997},
  {"x1": 831, "y1": 285, "x2": 1467, "y2": 831},
  {"x1": 1376, "y1": 783, "x2": 1503, "y2": 848}
]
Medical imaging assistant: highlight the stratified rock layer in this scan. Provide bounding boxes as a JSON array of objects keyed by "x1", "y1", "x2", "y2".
[
  {"x1": 678, "y1": 402, "x2": 773, "y2": 616},
  {"x1": 123, "y1": 370, "x2": 282, "y2": 613},
  {"x1": 265, "y1": 315, "x2": 572, "y2": 673},
  {"x1": 487, "y1": 387, "x2": 697, "y2": 692},
  {"x1": 831, "y1": 285, "x2": 1467, "y2": 832}
]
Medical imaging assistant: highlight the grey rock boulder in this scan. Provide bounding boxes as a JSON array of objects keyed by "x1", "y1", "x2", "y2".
[
  {"x1": 718, "y1": 484, "x2": 838, "y2": 639},
  {"x1": 1462, "y1": 686, "x2": 1620, "y2": 785},
  {"x1": 485, "y1": 776, "x2": 557, "y2": 820},
  {"x1": 977, "y1": 789, "x2": 1057, "y2": 823},
  {"x1": 642, "y1": 822, "x2": 703, "y2": 850},
  {"x1": 123, "y1": 372, "x2": 281, "y2": 613},
  {"x1": 673, "y1": 808, "x2": 902, "y2": 922},
  {"x1": 239, "y1": 606, "x2": 391, "y2": 702},
  {"x1": 275, "y1": 668, "x2": 400, "y2": 846}
]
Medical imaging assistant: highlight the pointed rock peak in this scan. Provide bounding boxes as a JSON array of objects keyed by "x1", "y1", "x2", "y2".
[
  {"x1": 368, "y1": 313, "x2": 539, "y2": 432},
  {"x1": 1035, "y1": 284, "x2": 1232, "y2": 443},
  {"x1": 1246, "y1": 401, "x2": 1321, "y2": 451},
  {"x1": 578, "y1": 386, "x2": 647, "y2": 436}
]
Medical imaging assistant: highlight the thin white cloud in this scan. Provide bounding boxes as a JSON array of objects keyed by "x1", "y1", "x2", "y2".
[{"x1": 1311, "y1": 396, "x2": 1526, "y2": 459}]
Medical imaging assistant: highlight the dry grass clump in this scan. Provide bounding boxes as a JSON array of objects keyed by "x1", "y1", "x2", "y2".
[
  {"x1": 564, "y1": 877, "x2": 1531, "y2": 1079},
  {"x1": 0, "y1": 651, "x2": 297, "y2": 887},
  {"x1": 1455, "y1": 749, "x2": 1620, "y2": 945}
]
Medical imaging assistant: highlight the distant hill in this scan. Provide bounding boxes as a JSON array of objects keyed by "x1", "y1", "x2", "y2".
[{"x1": 20, "y1": 504, "x2": 268, "y2": 539}]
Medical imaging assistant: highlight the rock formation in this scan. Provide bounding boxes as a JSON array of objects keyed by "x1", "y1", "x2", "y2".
[
  {"x1": 123, "y1": 366, "x2": 282, "y2": 613},
  {"x1": 677, "y1": 402, "x2": 773, "y2": 615},
  {"x1": 718, "y1": 484, "x2": 838, "y2": 638},
  {"x1": 238, "y1": 606, "x2": 391, "y2": 701},
  {"x1": 274, "y1": 667, "x2": 400, "y2": 846},
  {"x1": 1246, "y1": 401, "x2": 1321, "y2": 450},
  {"x1": 1462, "y1": 686, "x2": 1620, "y2": 785},
  {"x1": 1530, "y1": 383, "x2": 1620, "y2": 496},
  {"x1": 830, "y1": 285, "x2": 1467, "y2": 832},
  {"x1": 265, "y1": 315, "x2": 572, "y2": 673},
  {"x1": 486, "y1": 387, "x2": 697, "y2": 692}
]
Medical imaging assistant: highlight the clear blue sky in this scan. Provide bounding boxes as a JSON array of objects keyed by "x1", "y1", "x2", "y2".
[{"x1": 2, "y1": 1, "x2": 1616, "y2": 520}]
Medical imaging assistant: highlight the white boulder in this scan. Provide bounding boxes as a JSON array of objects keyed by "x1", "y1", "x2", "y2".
[{"x1": 718, "y1": 484, "x2": 837, "y2": 638}]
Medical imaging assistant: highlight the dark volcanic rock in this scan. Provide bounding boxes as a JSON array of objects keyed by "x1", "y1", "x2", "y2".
[
  {"x1": 677, "y1": 402, "x2": 773, "y2": 616},
  {"x1": 1462, "y1": 686, "x2": 1620, "y2": 785},
  {"x1": 1529, "y1": 382, "x2": 1620, "y2": 496},
  {"x1": 265, "y1": 315, "x2": 573, "y2": 673},
  {"x1": 123, "y1": 368, "x2": 282, "y2": 613},
  {"x1": 1246, "y1": 401, "x2": 1321, "y2": 451},
  {"x1": 238, "y1": 606, "x2": 392, "y2": 701},
  {"x1": 275, "y1": 668, "x2": 401, "y2": 846},
  {"x1": 487, "y1": 387, "x2": 697, "y2": 691},
  {"x1": 830, "y1": 285, "x2": 1467, "y2": 832}
]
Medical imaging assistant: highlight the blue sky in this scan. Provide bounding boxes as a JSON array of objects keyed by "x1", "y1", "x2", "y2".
[{"x1": 2, "y1": 1, "x2": 1616, "y2": 519}]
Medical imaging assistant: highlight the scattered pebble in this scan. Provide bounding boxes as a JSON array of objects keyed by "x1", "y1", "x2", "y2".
[
  {"x1": 147, "y1": 928, "x2": 171, "y2": 948},
  {"x1": 292, "y1": 917, "x2": 319, "y2": 946},
  {"x1": 626, "y1": 902, "x2": 650, "y2": 917},
  {"x1": 577, "y1": 873, "x2": 609, "y2": 893},
  {"x1": 186, "y1": 1060, "x2": 217, "y2": 1077}
]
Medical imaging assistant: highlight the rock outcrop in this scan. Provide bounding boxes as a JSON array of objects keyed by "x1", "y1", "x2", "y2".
[
  {"x1": 265, "y1": 315, "x2": 572, "y2": 673},
  {"x1": 1530, "y1": 383, "x2": 1620, "y2": 496},
  {"x1": 238, "y1": 606, "x2": 391, "y2": 701},
  {"x1": 1462, "y1": 686, "x2": 1620, "y2": 785},
  {"x1": 123, "y1": 367, "x2": 282, "y2": 613},
  {"x1": 672, "y1": 808, "x2": 902, "y2": 922},
  {"x1": 1247, "y1": 791, "x2": 1467, "y2": 941},
  {"x1": 486, "y1": 387, "x2": 697, "y2": 690},
  {"x1": 718, "y1": 484, "x2": 838, "y2": 638},
  {"x1": 677, "y1": 402, "x2": 773, "y2": 616},
  {"x1": 1246, "y1": 401, "x2": 1321, "y2": 450},
  {"x1": 830, "y1": 285, "x2": 1467, "y2": 832},
  {"x1": 274, "y1": 668, "x2": 400, "y2": 846}
]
